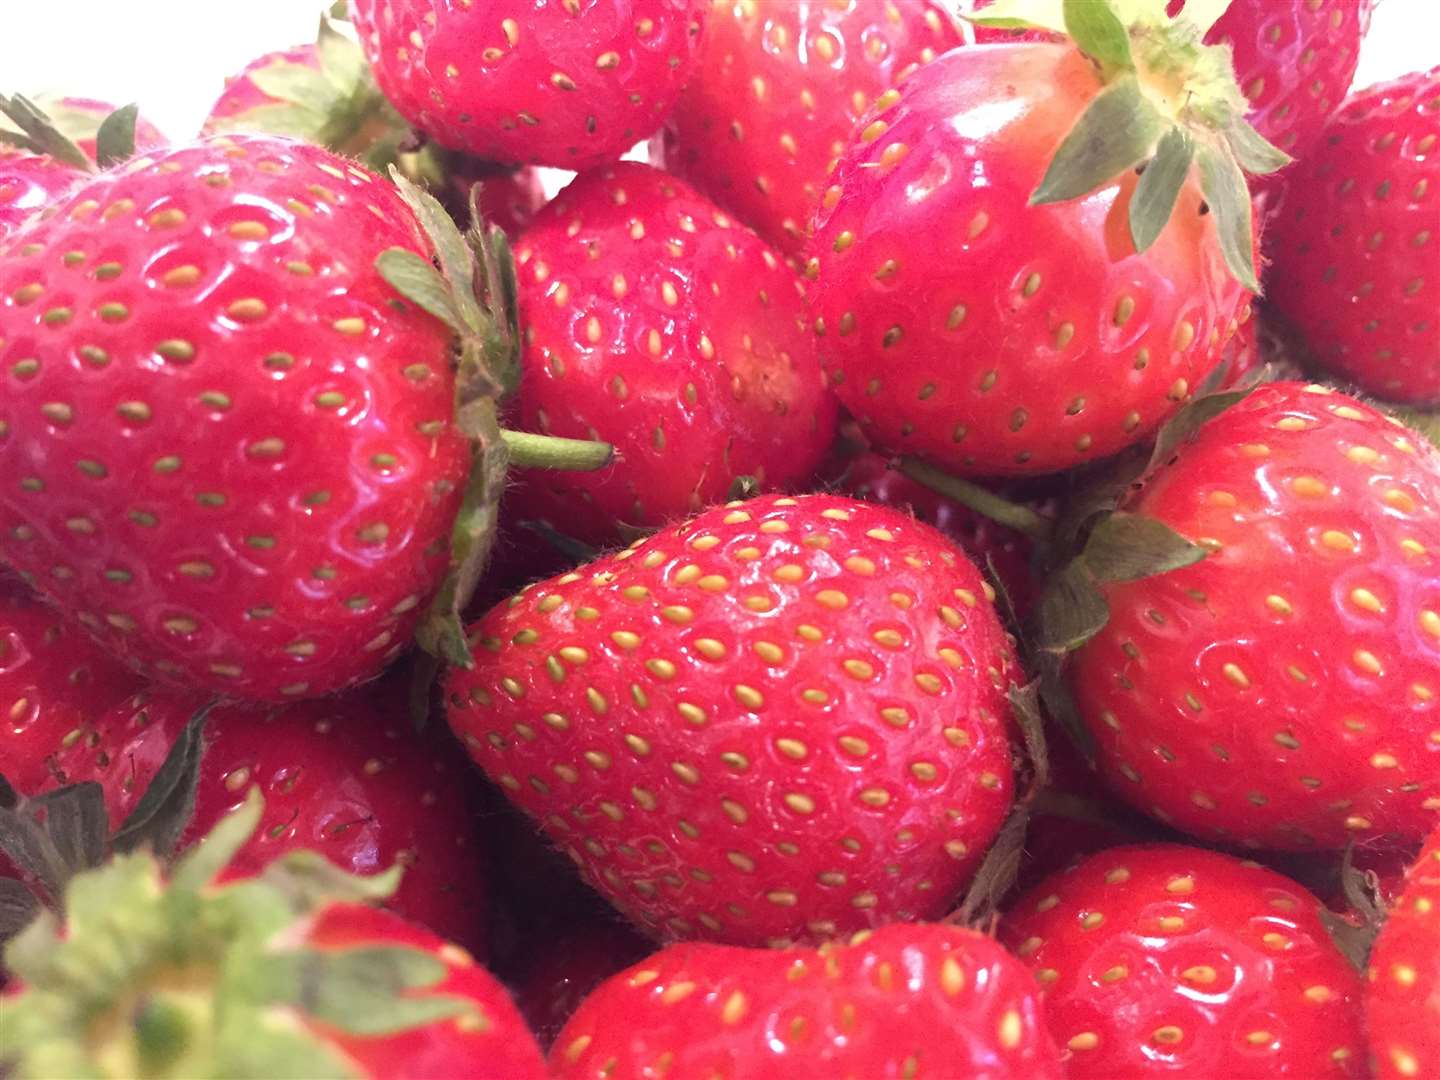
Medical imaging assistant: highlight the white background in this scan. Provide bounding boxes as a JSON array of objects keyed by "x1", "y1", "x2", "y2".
[{"x1": 2, "y1": 0, "x2": 1434, "y2": 146}]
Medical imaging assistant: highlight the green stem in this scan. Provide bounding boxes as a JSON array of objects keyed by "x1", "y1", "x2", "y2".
[
  {"x1": 899, "y1": 457, "x2": 1053, "y2": 540},
  {"x1": 501, "y1": 430, "x2": 613, "y2": 472}
]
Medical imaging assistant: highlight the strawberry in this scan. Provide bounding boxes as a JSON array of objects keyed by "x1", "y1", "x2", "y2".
[
  {"x1": 829, "y1": 446, "x2": 1041, "y2": 619},
  {"x1": 41, "y1": 679, "x2": 490, "y2": 957},
  {"x1": 2, "y1": 790, "x2": 546, "y2": 1079},
  {"x1": 0, "y1": 135, "x2": 471, "y2": 700},
  {"x1": 1068, "y1": 382, "x2": 1440, "y2": 850},
  {"x1": 0, "y1": 151, "x2": 82, "y2": 242},
  {"x1": 443, "y1": 158, "x2": 547, "y2": 237},
  {"x1": 446, "y1": 493, "x2": 1023, "y2": 946},
  {"x1": 1, "y1": 575, "x2": 140, "y2": 793},
  {"x1": 1265, "y1": 67, "x2": 1440, "y2": 406},
  {"x1": 551, "y1": 923, "x2": 1062, "y2": 1078},
  {"x1": 1366, "y1": 827, "x2": 1440, "y2": 1079},
  {"x1": 1001, "y1": 843, "x2": 1366, "y2": 1077},
  {"x1": 514, "y1": 915, "x2": 653, "y2": 1050},
  {"x1": 656, "y1": 0, "x2": 961, "y2": 256},
  {"x1": 350, "y1": 0, "x2": 707, "y2": 170},
  {"x1": 507, "y1": 163, "x2": 836, "y2": 544},
  {"x1": 810, "y1": 0, "x2": 1284, "y2": 477}
]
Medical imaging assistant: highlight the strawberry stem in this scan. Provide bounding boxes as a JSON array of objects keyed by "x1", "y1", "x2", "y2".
[
  {"x1": 898, "y1": 458, "x2": 1052, "y2": 540},
  {"x1": 501, "y1": 430, "x2": 613, "y2": 472}
]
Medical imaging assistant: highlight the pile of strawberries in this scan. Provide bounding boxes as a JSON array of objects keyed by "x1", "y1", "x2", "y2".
[{"x1": 1, "y1": 0, "x2": 1436, "y2": 1076}]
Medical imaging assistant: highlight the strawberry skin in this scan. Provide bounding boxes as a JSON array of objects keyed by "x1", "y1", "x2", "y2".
[
  {"x1": 1266, "y1": 67, "x2": 1440, "y2": 406},
  {"x1": 1, "y1": 576, "x2": 141, "y2": 793},
  {"x1": 1070, "y1": 383, "x2": 1440, "y2": 851},
  {"x1": 42, "y1": 681, "x2": 490, "y2": 957},
  {"x1": 0, "y1": 152, "x2": 82, "y2": 242},
  {"x1": 1366, "y1": 828, "x2": 1440, "y2": 1079},
  {"x1": 657, "y1": 0, "x2": 961, "y2": 256},
  {"x1": 808, "y1": 44, "x2": 1248, "y2": 477},
  {"x1": 350, "y1": 0, "x2": 707, "y2": 170},
  {"x1": 552, "y1": 923, "x2": 1061, "y2": 1078},
  {"x1": 446, "y1": 493, "x2": 1022, "y2": 947},
  {"x1": 0, "y1": 135, "x2": 468, "y2": 701},
  {"x1": 1002, "y1": 844, "x2": 1366, "y2": 1078},
  {"x1": 509, "y1": 163, "x2": 836, "y2": 544},
  {"x1": 300, "y1": 904, "x2": 546, "y2": 1079}
]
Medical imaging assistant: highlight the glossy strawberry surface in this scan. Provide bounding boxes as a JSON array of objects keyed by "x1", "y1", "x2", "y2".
[
  {"x1": 1266, "y1": 67, "x2": 1440, "y2": 406},
  {"x1": 1071, "y1": 383, "x2": 1440, "y2": 850},
  {"x1": 658, "y1": 0, "x2": 961, "y2": 256},
  {"x1": 551, "y1": 923, "x2": 1062, "y2": 1079},
  {"x1": 300, "y1": 903, "x2": 546, "y2": 1078},
  {"x1": 43, "y1": 681, "x2": 490, "y2": 956},
  {"x1": 1002, "y1": 844, "x2": 1365, "y2": 1078},
  {"x1": 0, "y1": 575, "x2": 141, "y2": 793},
  {"x1": 808, "y1": 44, "x2": 1247, "y2": 477},
  {"x1": 0, "y1": 135, "x2": 468, "y2": 701},
  {"x1": 509, "y1": 163, "x2": 836, "y2": 544},
  {"x1": 1366, "y1": 828, "x2": 1440, "y2": 1080},
  {"x1": 447, "y1": 493, "x2": 1021, "y2": 946},
  {"x1": 0, "y1": 153, "x2": 83, "y2": 243},
  {"x1": 351, "y1": 0, "x2": 707, "y2": 169}
]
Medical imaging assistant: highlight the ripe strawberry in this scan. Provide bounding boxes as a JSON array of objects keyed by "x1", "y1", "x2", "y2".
[
  {"x1": 2, "y1": 792, "x2": 546, "y2": 1079},
  {"x1": 1001, "y1": 844, "x2": 1366, "y2": 1077},
  {"x1": 446, "y1": 493, "x2": 1023, "y2": 947},
  {"x1": 1, "y1": 576, "x2": 141, "y2": 793},
  {"x1": 810, "y1": 2, "x2": 1282, "y2": 477},
  {"x1": 443, "y1": 158, "x2": 547, "y2": 237},
  {"x1": 1367, "y1": 828, "x2": 1440, "y2": 1079},
  {"x1": 551, "y1": 923, "x2": 1062, "y2": 1078},
  {"x1": 656, "y1": 0, "x2": 961, "y2": 256},
  {"x1": 514, "y1": 916, "x2": 653, "y2": 1049},
  {"x1": 1069, "y1": 382, "x2": 1440, "y2": 850},
  {"x1": 350, "y1": 0, "x2": 707, "y2": 169},
  {"x1": 1265, "y1": 67, "x2": 1440, "y2": 406},
  {"x1": 508, "y1": 163, "x2": 836, "y2": 544},
  {"x1": 0, "y1": 152, "x2": 82, "y2": 241},
  {"x1": 42, "y1": 679, "x2": 490, "y2": 957},
  {"x1": 0, "y1": 135, "x2": 470, "y2": 700},
  {"x1": 1172, "y1": 0, "x2": 1375, "y2": 166},
  {"x1": 829, "y1": 446, "x2": 1040, "y2": 619}
]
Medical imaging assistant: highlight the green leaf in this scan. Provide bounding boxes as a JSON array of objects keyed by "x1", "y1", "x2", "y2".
[
  {"x1": 1081, "y1": 512, "x2": 1207, "y2": 582},
  {"x1": 1148, "y1": 387, "x2": 1252, "y2": 471},
  {"x1": 112, "y1": 701, "x2": 211, "y2": 857},
  {"x1": 1129, "y1": 125, "x2": 1193, "y2": 253},
  {"x1": 93, "y1": 104, "x2": 138, "y2": 169},
  {"x1": 1226, "y1": 116, "x2": 1291, "y2": 176},
  {"x1": 297, "y1": 947, "x2": 478, "y2": 1035},
  {"x1": 0, "y1": 94, "x2": 90, "y2": 170},
  {"x1": 259, "y1": 851, "x2": 401, "y2": 912},
  {"x1": 1196, "y1": 139, "x2": 1259, "y2": 291},
  {"x1": 516, "y1": 520, "x2": 599, "y2": 565},
  {"x1": 247, "y1": 61, "x2": 344, "y2": 114},
  {"x1": 375, "y1": 249, "x2": 466, "y2": 333},
  {"x1": 899, "y1": 458, "x2": 1051, "y2": 539},
  {"x1": 1031, "y1": 75, "x2": 1166, "y2": 205},
  {"x1": 964, "y1": 0, "x2": 1066, "y2": 33},
  {"x1": 207, "y1": 101, "x2": 328, "y2": 141},
  {"x1": 388, "y1": 168, "x2": 483, "y2": 336},
  {"x1": 951, "y1": 806, "x2": 1030, "y2": 927},
  {"x1": 1037, "y1": 652, "x2": 1096, "y2": 762},
  {"x1": 1063, "y1": 0, "x2": 1133, "y2": 69},
  {"x1": 31, "y1": 783, "x2": 107, "y2": 882},
  {"x1": 315, "y1": 12, "x2": 369, "y2": 90},
  {"x1": 170, "y1": 787, "x2": 263, "y2": 893},
  {"x1": 0, "y1": 878, "x2": 40, "y2": 941},
  {"x1": 1036, "y1": 559, "x2": 1110, "y2": 654},
  {"x1": 1008, "y1": 681, "x2": 1051, "y2": 795}
]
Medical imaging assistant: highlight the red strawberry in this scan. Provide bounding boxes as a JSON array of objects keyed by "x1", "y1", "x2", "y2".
[
  {"x1": 446, "y1": 493, "x2": 1023, "y2": 946},
  {"x1": 508, "y1": 163, "x2": 836, "y2": 544},
  {"x1": 43, "y1": 678, "x2": 490, "y2": 956},
  {"x1": 1173, "y1": 0, "x2": 1375, "y2": 167},
  {"x1": 1265, "y1": 67, "x2": 1440, "y2": 406},
  {"x1": 1001, "y1": 844, "x2": 1366, "y2": 1077},
  {"x1": 514, "y1": 916, "x2": 654, "y2": 1050},
  {"x1": 350, "y1": 0, "x2": 707, "y2": 169},
  {"x1": 810, "y1": 4, "x2": 1280, "y2": 477},
  {"x1": 551, "y1": 923, "x2": 1062, "y2": 1078},
  {"x1": 1367, "y1": 827, "x2": 1440, "y2": 1079},
  {"x1": 830, "y1": 447, "x2": 1041, "y2": 619},
  {"x1": 3, "y1": 792, "x2": 546, "y2": 1079},
  {"x1": 656, "y1": 0, "x2": 962, "y2": 256},
  {"x1": 1069, "y1": 382, "x2": 1440, "y2": 850},
  {"x1": 0, "y1": 135, "x2": 469, "y2": 700},
  {"x1": 444, "y1": 158, "x2": 547, "y2": 237},
  {"x1": 0, "y1": 153, "x2": 83, "y2": 242},
  {"x1": 1, "y1": 576, "x2": 141, "y2": 793}
]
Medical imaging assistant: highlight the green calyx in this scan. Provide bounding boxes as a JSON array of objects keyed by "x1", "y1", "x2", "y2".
[
  {"x1": 969, "y1": 0, "x2": 1289, "y2": 292},
  {"x1": 379, "y1": 173, "x2": 613, "y2": 670},
  {"x1": 206, "y1": 13, "x2": 410, "y2": 170},
  {"x1": 0, "y1": 95, "x2": 137, "y2": 171},
  {"x1": 2, "y1": 789, "x2": 479, "y2": 1080}
]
